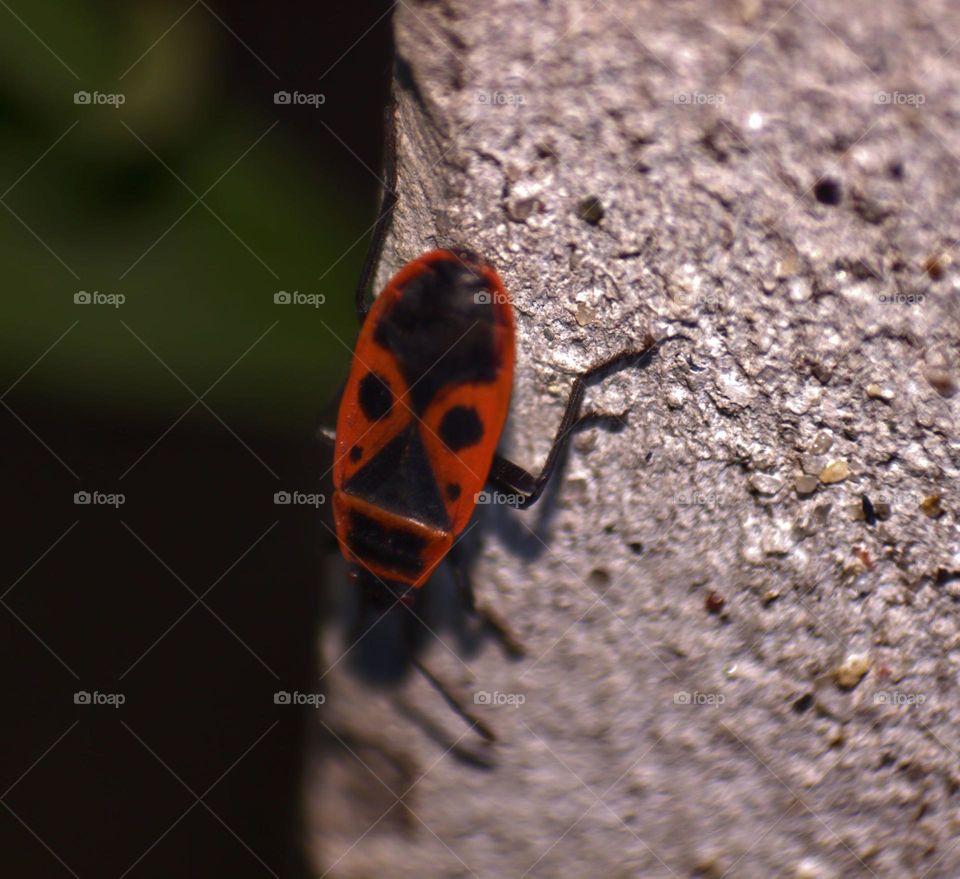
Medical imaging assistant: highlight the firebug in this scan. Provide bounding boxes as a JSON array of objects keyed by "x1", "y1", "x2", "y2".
[{"x1": 317, "y1": 93, "x2": 685, "y2": 741}]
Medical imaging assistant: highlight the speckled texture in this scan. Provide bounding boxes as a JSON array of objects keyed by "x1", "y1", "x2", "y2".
[{"x1": 306, "y1": 1, "x2": 960, "y2": 876}]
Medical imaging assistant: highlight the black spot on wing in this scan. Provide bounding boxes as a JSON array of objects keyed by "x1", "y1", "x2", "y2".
[
  {"x1": 439, "y1": 405, "x2": 483, "y2": 451},
  {"x1": 373, "y1": 258, "x2": 499, "y2": 413},
  {"x1": 446, "y1": 482, "x2": 461, "y2": 501},
  {"x1": 343, "y1": 427, "x2": 451, "y2": 530},
  {"x1": 346, "y1": 512, "x2": 426, "y2": 578},
  {"x1": 359, "y1": 372, "x2": 393, "y2": 421},
  {"x1": 349, "y1": 445, "x2": 363, "y2": 462}
]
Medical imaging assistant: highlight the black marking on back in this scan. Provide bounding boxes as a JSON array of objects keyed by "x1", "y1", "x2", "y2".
[
  {"x1": 359, "y1": 372, "x2": 393, "y2": 421},
  {"x1": 439, "y1": 405, "x2": 483, "y2": 451},
  {"x1": 374, "y1": 258, "x2": 499, "y2": 412},
  {"x1": 446, "y1": 482, "x2": 461, "y2": 501},
  {"x1": 346, "y1": 511, "x2": 426, "y2": 578},
  {"x1": 344, "y1": 427, "x2": 451, "y2": 530},
  {"x1": 349, "y1": 445, "x2": 363, "y2": 462}
]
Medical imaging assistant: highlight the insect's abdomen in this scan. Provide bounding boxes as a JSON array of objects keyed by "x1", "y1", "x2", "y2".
[
  {"x1": 332, "y1": 493, "x2": 451, "y2": 587},
  {"x1": 332, "y1": 250, "x2": 514, "y2": 589}
]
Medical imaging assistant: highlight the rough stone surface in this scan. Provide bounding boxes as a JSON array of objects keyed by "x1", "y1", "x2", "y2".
[{"x1": 306, "y1": 1, "x2": 960, "y2": 876}]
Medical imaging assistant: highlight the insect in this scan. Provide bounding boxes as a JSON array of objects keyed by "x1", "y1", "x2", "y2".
[
  {"x1": 323, "y1": 245, "x2": 677, "y2": 733},
  {"x1": 333, "y1": 248, "x2": 515, "y2": 603},
  {"x1": 332, "y1": 247, "x2": 671, "y2": 610},
  {"x1": 319, "y1": 88, "x2": 683, "y2": 742}
]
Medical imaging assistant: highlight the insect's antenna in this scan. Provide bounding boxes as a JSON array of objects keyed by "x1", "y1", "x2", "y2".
[{"x1": 410, "y1": 657, "x2": 497, "y2": 742}]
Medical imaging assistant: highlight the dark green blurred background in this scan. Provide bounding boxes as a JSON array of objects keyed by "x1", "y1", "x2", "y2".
[{"x1": 1, "y1": 2, "x2": 392, "y2": 876}]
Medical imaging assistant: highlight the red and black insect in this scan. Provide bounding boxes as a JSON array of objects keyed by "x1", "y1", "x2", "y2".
[
  {"x1": 319, "y1": 89, "x2": 682, "y2": 741},
  {"x1": 324, "y1": 245, "x2": 671, "y2": 739},
  {"x1": 332, "y1": 247, "x2": 668, "y2": 606},
  {"x1": 333, "y1": 248, "x2": 515, "y2": 595}
]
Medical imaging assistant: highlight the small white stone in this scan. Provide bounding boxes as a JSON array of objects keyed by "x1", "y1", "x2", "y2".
[
  {"x1": 866, "y1": 382, "x2": 894, "y2": 401},
  {"x1": 835, "y1": 653, "x2": 870, "y2": 689},
  {"x1": 666, "y1": 387, "x2": 687, "y2": 409},
  {"x1": 795, "y1": 857, "x2": 833, "y2": 879}
]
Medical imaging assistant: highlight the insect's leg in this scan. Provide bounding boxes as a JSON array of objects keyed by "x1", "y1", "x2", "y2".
[
  {"x1": 354, "y1": 86, "x2": 399, "y2": 324},
  {"x1": 448, "y1": 544, "x2": 525, "y2": 658},
  {"x1": 410, "y1": 657, "x2": 496, "y2": 742},
  {"x1": 490, "y1": 334, "x2": 687, "y2": 508},
  {"x1": 381, "y1": 579, "x2": 495, "y2": 742}
]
